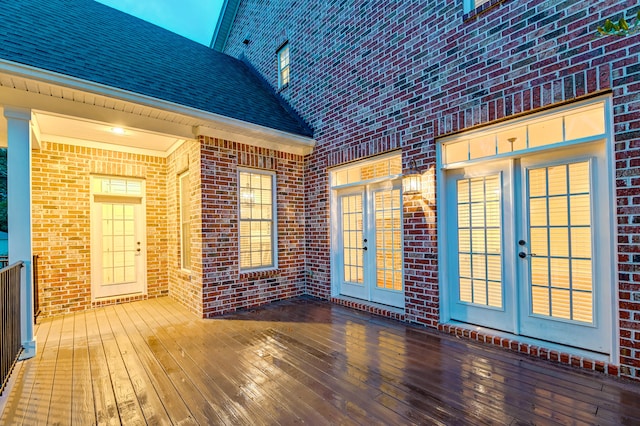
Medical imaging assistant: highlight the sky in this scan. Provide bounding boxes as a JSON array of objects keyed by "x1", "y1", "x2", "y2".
[{"x1": 96, "y1": 0, "x2": 225, "y2": 46}]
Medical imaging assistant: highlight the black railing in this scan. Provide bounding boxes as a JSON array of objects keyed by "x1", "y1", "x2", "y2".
[
  {"x1": 0, "y1": 255, "x2": 39, "y2": 322},
  {"x1": 0, "y1": 262, "x2": 23, "y2": 396},
  {"x1": 33, "y1": 255, "x2": 40, "y2": 322}
]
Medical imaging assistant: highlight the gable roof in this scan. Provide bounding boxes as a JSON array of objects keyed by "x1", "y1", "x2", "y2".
[
  {"x1": 0, "y1": 0, "x2": 312, "y2": 138},
  {"x1": 210, "y1": 0, "x2": 241, "y2": 52}
]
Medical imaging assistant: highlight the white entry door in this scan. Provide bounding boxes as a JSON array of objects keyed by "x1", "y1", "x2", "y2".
[
  {"x1": 447, "y1": 144, "x2": 611, "y2": 353},
  {"x1": 337, "y1": 181, "x2": 404, "y2": 308},
  {"x1": 91, "y1": 177, "x2": 146, "y2": 299}
]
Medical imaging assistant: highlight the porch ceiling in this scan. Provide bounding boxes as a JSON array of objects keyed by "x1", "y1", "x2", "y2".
[{"x1": 0, "y1": 68, "x2": 315, "y2": 156}]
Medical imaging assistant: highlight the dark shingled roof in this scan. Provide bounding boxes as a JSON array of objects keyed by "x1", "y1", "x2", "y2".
[{"x1": 0, "y1": 0, "x2": 312, "y2": 137}]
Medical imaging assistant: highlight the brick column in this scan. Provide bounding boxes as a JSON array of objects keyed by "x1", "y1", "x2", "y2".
[{"x1": 4, "y1": 106, "x2": 36, "y2": 359}]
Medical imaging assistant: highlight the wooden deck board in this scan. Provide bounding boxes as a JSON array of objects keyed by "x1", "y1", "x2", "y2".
[
  {"x1": 2, "y1": 296, "x2": 640, "y2": 425},
  {"x1": 148, "y1": 298, "x2": 337, "y2": 425}
]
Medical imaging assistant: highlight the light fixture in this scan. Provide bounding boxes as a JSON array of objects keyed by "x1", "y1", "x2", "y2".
[
  {"x1": 111, "y1": 127, "x2": 125, "y2": 135},
  {"x1": 402, "y1": 159, "x2": 422, "y2": 195}
]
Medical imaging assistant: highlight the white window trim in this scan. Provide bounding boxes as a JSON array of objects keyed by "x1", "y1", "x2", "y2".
[
  {"x1": 464, "y1": 0, "x2": 492, "y2": 13},
  {"x1": 277, "y1": 42, "x2": 290, "y2": 89},
  {"x1": 238, "y1": 168, "x2": 278, "y2": 273},
  {"x1": 179, "y1": 172, "x2": 191, "y2": 272}
]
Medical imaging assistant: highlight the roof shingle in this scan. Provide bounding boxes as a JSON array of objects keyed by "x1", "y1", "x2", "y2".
[{"x1": 0, "y1": 0, "x2": 312, "y2": 137}]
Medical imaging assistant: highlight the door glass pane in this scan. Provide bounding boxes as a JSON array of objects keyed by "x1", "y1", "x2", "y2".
[
  {"x1": 456, "y1": 175, "x2": 502, "y2": 308},
  {"x1": 375, "y1": 189, "x2": 403, "y2": 291},
  {"x1": 342, "y1": 194, "x2": 364, "y2": 284},
  {"x1": 527, "y1": 161, "x2": 593, "y2": 323},
  {"x1": 102, "y1": 203, "x2": 137, "y2": 286}
]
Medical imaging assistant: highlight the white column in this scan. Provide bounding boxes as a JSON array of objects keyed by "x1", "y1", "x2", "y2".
[{"x1": 4, "y1": 106, "x2": 36, "y2": 359}]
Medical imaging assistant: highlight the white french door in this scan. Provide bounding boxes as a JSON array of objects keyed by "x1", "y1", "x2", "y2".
[
  {"x1": 336, "y1": 180, "x2": 404, "y2": 308},
  {"x1": 447, "y1": 144, "x2": 611, "y2": 353},
  {"x1": 517, "y1": 147, "x2": 611, "y2": 352},
  {"x1": 446, "y1": 160, "x2": 516, "y2": 332},
  {"x1": 91, "y1": 177, "x2": 146, "y2": 299}
]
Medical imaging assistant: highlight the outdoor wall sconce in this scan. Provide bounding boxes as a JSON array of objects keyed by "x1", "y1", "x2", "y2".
[{"x1": 402, "y1": 159, "x2": 422, "y2": 195}]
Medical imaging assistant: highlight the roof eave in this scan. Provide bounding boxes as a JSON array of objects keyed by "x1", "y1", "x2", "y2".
[
  {"x1": 0, "y1": 58, "x2": 316, "y2": 156},
  {"x1": 210, "y1": 0, "x2": 241, "y2": 52}
]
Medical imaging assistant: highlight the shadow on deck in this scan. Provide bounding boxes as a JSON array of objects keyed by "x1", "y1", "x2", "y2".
[{"x1": 2, "y1": 296, "x2": 640, "y2": 425}]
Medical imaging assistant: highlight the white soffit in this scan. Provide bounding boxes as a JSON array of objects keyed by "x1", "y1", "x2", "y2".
[
  {"x1": 33, "y1": 112, "x2": 183, "y2": 155},
  {"x1": 0, "y1": 62, "x2": 316, "y2": 156}
]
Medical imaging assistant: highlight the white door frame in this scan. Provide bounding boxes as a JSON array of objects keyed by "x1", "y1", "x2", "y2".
[
  {"x1": 330, "y1": 153, "x2": 405, "y2": 309},
  {"x1": 90, "y1": 176, "x2": 147, "y2": 300},
  {"x1": 437, "y1": 96, "x2": 617, "y2": 360}
]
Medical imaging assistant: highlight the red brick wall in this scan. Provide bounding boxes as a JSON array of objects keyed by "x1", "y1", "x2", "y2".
[
  {"x1": 32, "y1": 141, "x2": 168, "y2": 317},
  {"x1": 200, "y1": 136, "x2": 306, "y2": 316},
  {"x1": 166, "y1": 140, "x2": 203, "y2": 316},
  {"x1": 223, "y1": 1, "x2": 640, "y2": 378}
]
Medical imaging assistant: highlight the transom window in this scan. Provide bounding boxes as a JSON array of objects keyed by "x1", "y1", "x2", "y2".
[
  {"x1": 277, "y1": 42, "x2": 290, "y2": 88},
  {"x1": 239, "y1": 169, "x2": 277, "y2": 271},
  {"x1": 442, "y1": 101, "x2": 606, "y2": 167}
]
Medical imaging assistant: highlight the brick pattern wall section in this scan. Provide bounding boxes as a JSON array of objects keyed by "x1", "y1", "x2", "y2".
[
  {"x1": 224, "y1": 0, "x2": 640, "y2": 379},
  {"x1": 200, "y1": 136, "x2": 306, "y2": 316},
  {"x1": 166, "y1": 140, "x2": 204, "y2": 317},
  {"x1": 31, "y1": 141, "x2": 168, "y2": 317},
  {"x1": 439, "y1": 324, "x2": 621, "y2": 377}
]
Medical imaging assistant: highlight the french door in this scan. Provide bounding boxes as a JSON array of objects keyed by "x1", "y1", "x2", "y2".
[
  {"x1": 447, "y1": 144, "x2": 611, "y2": 353},
  {"x1": 337, "y1": 180, "x2": 404, "y2": 308}
]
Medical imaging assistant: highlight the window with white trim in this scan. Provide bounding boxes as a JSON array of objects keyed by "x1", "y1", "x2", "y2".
[
  {"x1": 277, "y1": 43, "x2": 290, "y2": 88},
  {"x1": 239, "y1": 169, "x2": 277, "y2": 271},
  {"x1": 179, "y1": 172, "x2": 191, "y2": 271},
  {"x1": 464, "y1": 0, "x2": 492, "y2": 13}
]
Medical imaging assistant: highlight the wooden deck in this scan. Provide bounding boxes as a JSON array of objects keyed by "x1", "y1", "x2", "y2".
[{"x1": 2, "y1": 297, "x2": 640, "y2": 425}]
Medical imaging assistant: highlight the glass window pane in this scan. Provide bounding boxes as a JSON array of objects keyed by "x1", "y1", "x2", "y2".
[
  {"x1": 445, "y1": 140, "x2": 469, "y2": 164},
  {"x1": 570, "y1": 195, "x2": 591, "y2": 226},
  {"x1": 547, "y1": 165, "x2": 567, "y2": 196},
  {"x1": 572, "y1": 259, "x2": 592, "y2": 291},
  {"x1": 532, "y1": 286, "x2": 550, "y2": 316},
  {"x1": 530, "y1": 257, "x2": 549, "y2": 286},
  {"x1": 571, "y1": 227, "x2": 592, "y2": 259},
  {"x1": 460, "y1": 278, "x2": 472, "y2": 303},
  {"x1": 565, "y1": 105, "x2": 605, "y2": 141},
  {"x1": 549, "y1": 228, "x2": 569, "y2": 257},
  {"x1": 528, "y1": 117, "x2": 563, "y2": 148},
  {"x1": 548, "y1": 196, "x2": 568, "y2": 226},
  {"x1": 572, "y1": 291, "x2": 593, "y2": 323},
  {"x1": 530, "y1": 228, "x2": 548, "y2": 256},
  {"x1": 550, "y1": 258, "x2": 570, "y2": 289},
  {"x1": 469, "y1": 135, "x2": 496, "y2": 160},
  {"x1": 529, "y1": 198, "x2": 547, "y2": 227},
  {"x1": 569, "y1": 162, "x2": 590, "y2": 194},
  {"x1": 528, "y1": 168, "x2": 547, "y2": 197},
  {"x1": 497, "y1": 126, "x2": 527, "y2": 154}
]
